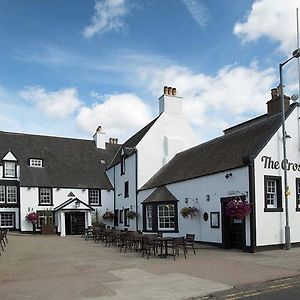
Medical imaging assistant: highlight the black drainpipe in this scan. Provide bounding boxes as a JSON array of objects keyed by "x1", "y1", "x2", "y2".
[{"x1": 135, "y1": 151, "x2": 138, "y2": 231}]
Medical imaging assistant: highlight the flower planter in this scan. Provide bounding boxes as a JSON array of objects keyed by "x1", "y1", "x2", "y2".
[
  {"x1": 41, "y1": 224, "x2": 56, "y2": 234},
  {"x1": 225, "y1": 199, "x2": 251, "y2": 219}
]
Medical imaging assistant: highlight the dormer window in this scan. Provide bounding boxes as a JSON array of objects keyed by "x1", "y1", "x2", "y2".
[
  {"x1": 121, "y1": 156, "x2": 125, "y2": 175},
  {"x1": 4, "y1": 161, "x2": 16, "y2": 178},
  {"x1": 29, "y1": 159, "x2": 43, "y2": 168}
]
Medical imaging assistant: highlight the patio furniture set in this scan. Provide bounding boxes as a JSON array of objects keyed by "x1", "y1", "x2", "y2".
[{"x1": 83, "y1": 227, "x2": 196, "y2": 260}]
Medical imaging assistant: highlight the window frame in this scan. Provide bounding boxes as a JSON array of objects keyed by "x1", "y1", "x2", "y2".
[
  {"x1": 124, "y1": 208, "x2": 129, "y2": 227},
  {"x1": 0, "y1": 183, "x2": 19, "y2": 206},
  {"x1": 6, "y1": 186, "x2": 17, "y2": 204},
  {"x1": 157, "y1": 204, "x2": 176, "y2": 231},
  {"x1": 264, "y1": 175, "x2": 283, "y2": 212},
  {"x1": 143, "y1": 201, "x2": 178, "y2": 233},
  {"x1": 296, "y1": 178, "x2": 300, "y2": 211},
  {"x1": 124, "y1": 181, "x2": 129, "y2": 198},
  {"x1": 145, "y1": 205, "x2": 153, "y2": 230},
  {"x1": 88, "y1": 189, "x2": 101, "y2": 206},
  {"x1": 3, "y1": 161, "x2": 17, "y2": 178},
  {"x1": 0, "y1": 212, "x2": 15, "y2": 228},
  {"x1": 38, "y1": 187, "x2": 53, "y2": 206},
  {"x1": 29, "y1": 158, "x2": 43, "y2": 168},
  {"x1": 119, "y1": 210, "x2": 123, "y2": 224},
  {"x1": 120, "y1": 156, "x2": 125, "y2": 175}
]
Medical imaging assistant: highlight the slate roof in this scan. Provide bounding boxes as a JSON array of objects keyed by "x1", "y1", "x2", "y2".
[
  {"x1": 0, "y1": 131, "x2": 120, "y2": 189},
  {"x1": 142, "y1": 186, "x2": 178, "y2": 203},
  {"x1": 107, "y1": 116, "x2": 160, "y2": 169},
  {"x1": 54, "y1": 198, "x2": 94, "y2": 211},
  {"x1": 141, "y1": 104, "x2": 297, "y2": 190}
]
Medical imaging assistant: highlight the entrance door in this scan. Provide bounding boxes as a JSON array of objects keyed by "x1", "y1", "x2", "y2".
[
  {"x1": 65, "y1": 212, "x2": 85, "y2": 235},
  {"x1": 221, "y1": 197, "x2": 245, "y2": 249}
]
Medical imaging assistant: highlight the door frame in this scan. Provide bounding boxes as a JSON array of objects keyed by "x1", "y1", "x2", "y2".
[{"x1": 221, "y1": 196, "x2": 246, "y2": 250}]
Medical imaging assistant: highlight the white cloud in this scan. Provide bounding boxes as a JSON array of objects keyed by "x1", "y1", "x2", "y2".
[
  {"x1": 182, "y1": 0, "x2": 209, "y2": 28},
  {"x1": 19, "y1": 86, "x2": 82, "y2": 119},
  {"x1": 83, "y1": 0, "x2": 129, "y2": 38},
  {"x1": 76, "y1": 93, "x2": 153, "y2": 140},
  {"x1": 137, "y1": 61, "x2": 276, "y2": 139},
  {"x1": 234, "y1": 0, "x2": 299, "y2": 55}
]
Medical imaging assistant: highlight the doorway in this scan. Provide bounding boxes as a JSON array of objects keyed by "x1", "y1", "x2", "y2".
[
  {"x1": 65, "y1": 212, "x2": 85, "y2": 235},
  {"x1": 221, "y1": 196, "x2": 245, "y2": 249}
]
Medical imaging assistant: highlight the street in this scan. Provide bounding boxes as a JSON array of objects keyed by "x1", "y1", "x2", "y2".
[{"x1": 201, "y1": 276, "x2": 300, "y2": 300}]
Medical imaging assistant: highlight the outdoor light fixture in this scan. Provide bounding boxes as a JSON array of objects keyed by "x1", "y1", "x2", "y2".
[
  {"x1": 75, "y1": 200, "x2": 80, "y2": 208},
  {"x1": 279, "y1": 47, "x2": 300, "y2": 250},
  {"x1": 225, "y1": 173, "x2": 232, "y2": 179}
]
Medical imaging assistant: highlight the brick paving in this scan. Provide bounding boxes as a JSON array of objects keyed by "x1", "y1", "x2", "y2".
[{"x1": 1, "y1": 233, "x2": 300, "y2": 300}]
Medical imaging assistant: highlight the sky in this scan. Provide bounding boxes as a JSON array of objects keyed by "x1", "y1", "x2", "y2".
[{"x1": 0, "y1": 0, "x2": 300, "y2": 143}]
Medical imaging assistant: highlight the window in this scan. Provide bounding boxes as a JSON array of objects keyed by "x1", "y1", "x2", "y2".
[
  {"x1": 296, "y1": 179, "x2": 300, "y2": 210},
  {"x1": 146, "y1": 205, "x2": 152, "y2": 230},
  {"x1": 0, "y1": 186, "x2": 5, "y2": 203},
  {"x1": 0, "y1": 212, "x2": 14, "y2": 228},
  {"x1": 88, "y1": 189, "x2": 101, "y2": 206},
  {"x1": 124, "y1": 208, "x2": 129, "y2": 226},
  {"x1": 37, "y1": 210, "x2": 54, "y2": 228},
  {"x1": 4, "y1": 161, "x2": 16, "y2": 178},
  {"x1": 114, "y1": 209, "x2": 119, "y2": 226},
  {"x1": 124, "y1": 181, "x2": 129, "y2": 198},
  {"x1": 158, "y1": 204, "x2": 175, "y2": 230},
  {"x1": 6, "y1": 186, "x2": 17, "y2": 203},
  {"x1": 39, "y1": 188, "x2": 53, "y2": 205},
  {"x1": 119, "y1": 210, "x2": 123, "y2": 223},
  {"x1": 29, "y1": 159, "x2": 43, "y2": 168},
  {"x1": 0, "y1": 185, "x2": 18, "y2": 205},
  {"x1": 121, "y1": 156, "x2": 125, "y2": 175},
  {"x1": 264, "y1": 176, "x2": 282, "y2": 212}
]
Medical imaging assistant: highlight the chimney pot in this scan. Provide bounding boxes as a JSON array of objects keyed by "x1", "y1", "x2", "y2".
[
  {"x1": 172, "y1": 88, "x2": 176, "y2": 96},
  {"x1": 168, "y1": 87, "x2": 172, "y2": 95},
  {"x1": 271, "y1": 88, "x2": 278, "y2": 99},
  {"x1": 163, "y1": 86, "x2": 168, "y2": 95}
]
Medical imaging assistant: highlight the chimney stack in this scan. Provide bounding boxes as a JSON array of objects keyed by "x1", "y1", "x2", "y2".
[
  {"x1": 266, "y1": 86, "x2": 290, "y2": 115},
  {"x1": 93, "y1": 126, "x2": 106, "y2": 149},
  {"x1": 159, "y1": 86, "x2": 182, "y2": 115},
  {"x1": 109, "y1": 138, "x2": 118, "y2": 144}
]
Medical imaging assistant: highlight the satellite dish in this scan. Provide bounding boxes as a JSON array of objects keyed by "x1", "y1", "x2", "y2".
[{"x1": 291, "y1": 94, "x2": 299, "y2": 102}]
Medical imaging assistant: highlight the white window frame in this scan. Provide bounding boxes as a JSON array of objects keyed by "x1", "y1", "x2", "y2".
[
  {"x1": 89, "y1": 189, "x2": 100, "y2": 206},
  {"x1": 266, "y1": 179, "x2": 277, "y2": 208},
  {"x1": 29, "y1": 159, "x2": 43, "y2": 168},
  {"x1": 6, "y1": 186, "x2": 17, "y2": 203},
  {"x1": 146, "y1": 206, "x2": 152, "y2": 230},
  {"x1": 4, "y1": 161, "x2": 16, "y2": 178},
  {"x1": 0, "y1": 185, "x2": 5, "y2": 203},
  {"x1": 39, "y1": 188, "x2": 52, "y2": 205},
  {"x1": 158, "y1": 204, "x2": 175, "y2": 231},
  {"x1": 0, "y1": 212, "x2": 14, "y2": 228}
]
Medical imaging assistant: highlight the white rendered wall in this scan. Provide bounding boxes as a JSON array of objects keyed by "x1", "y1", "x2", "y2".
[
  {"x1": 19, "y1": 187, "x2": 113, "y2": 232},
  {"x1": 138, "y1": 166, "x2": 249, "y2": 244},
  {"x1": 137, "y1": 111, "x2": 199, "y2": 188},
  {"x1": 255, "y1": 107, "x2": 300, "y2": 246},
  {"x1": 113, "y1": 153, "x2": 137, "y2": 231}
]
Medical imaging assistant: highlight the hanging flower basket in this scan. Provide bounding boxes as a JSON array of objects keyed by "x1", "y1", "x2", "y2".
[
  {"x1": 102, "y1": 211, "x2": 114, "y2": 220},
  {"x1": 25, "y1": 212, "x2": 38, "y2": 224},
  {"x1": 225, "y1": 199, "x2": 251, "y2": 219},
  {"x1": 127, "y1": 211, "x2": 137, "y2": 219},
  {"x1": 180, "y1": 206, "x2": 199, "y2": 218}
]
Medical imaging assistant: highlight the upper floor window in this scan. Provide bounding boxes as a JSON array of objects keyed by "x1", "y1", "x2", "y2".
[
  {"x1": 264, "y1": 176, "x2": 282, "y2": 212},
  {"x1": 88, "y1": 189, "x2": 101, "y2": 206},
  {"x1": 0, "y1": 185, "x2": 18, "y2": 204},
  {"x1": 124, "y1": 181, "x2": 129, "y2": 198},
  {"x1": 4, "y1": 161, "x2": 16, "y2": 178},
  {"x1": 121, "y1": 156, "x2": 125, "y2": 175},
  {"x1": 39, "y1": 188, "x2": 53, "y2": 206},
  {"x1": 29, "y1": 159, "x2": 43, "y2": 168}
]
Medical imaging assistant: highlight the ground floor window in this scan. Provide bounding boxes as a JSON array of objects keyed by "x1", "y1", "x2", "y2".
[
  {"x1": 158, "y1": 204, "x2": 175, "y2": 230},
  {"x1": 296, "y1": 178, "x2": 300, "y2": 210},
  {"x1": 264, "y1": 176, "x2": 282, "y2": 212},
  {"x1": 119, "y1": 210, "x2": 123, "y2": 224},
  {"x1": 143, "y1": 202, "x2": 178, "y2": 232},
  {"x1": 0, "y1": 212, "x2": 14, "y2": 228},
  {"x1": 124, "y1": 208, "x2": 129, "y2": 227}
]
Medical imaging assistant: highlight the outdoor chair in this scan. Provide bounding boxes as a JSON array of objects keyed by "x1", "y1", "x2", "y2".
[
  {"x1": 167, "y1": 237, "x2": 187, "y2": 260},
  {"x1": 185, "y1": 234, "x2": 196, "y2": 255}
]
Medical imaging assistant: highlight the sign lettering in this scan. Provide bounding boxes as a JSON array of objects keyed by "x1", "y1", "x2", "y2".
[{"x1": 261, "y1": 156, "x2": 300, "y2": 172}]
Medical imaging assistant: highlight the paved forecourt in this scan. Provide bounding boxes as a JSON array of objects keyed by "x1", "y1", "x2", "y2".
[{"x1": 0, "y1": 233, "x2": 300, "y2": 300}]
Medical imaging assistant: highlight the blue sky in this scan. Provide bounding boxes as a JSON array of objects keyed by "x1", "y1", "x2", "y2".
[{"x1": 0, "y1": 0, "x2": 299, "y2": 142}]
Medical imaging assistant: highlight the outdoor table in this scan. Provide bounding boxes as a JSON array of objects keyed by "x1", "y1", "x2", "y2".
[{"x1": 154, "y1": 236, "x2": 174, "y2": 258}]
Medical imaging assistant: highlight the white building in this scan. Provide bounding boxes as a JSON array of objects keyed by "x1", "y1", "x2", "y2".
[
  {"x1": 0, "y1": 130, "x2": 119, "y2": 236},
  {"x1": 106, "y1": 86, "x2": 199, "y2": 231},
  {"x1": 139, "y1": 87, "x2": 300, "y2": 252}
]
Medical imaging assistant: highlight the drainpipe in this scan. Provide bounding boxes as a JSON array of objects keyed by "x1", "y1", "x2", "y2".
[{"x1": 135, "y1": 151, "x2": 138, "y2": 231}]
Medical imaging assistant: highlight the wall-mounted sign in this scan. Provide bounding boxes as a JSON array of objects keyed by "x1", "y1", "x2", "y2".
[{"x1": 261, "y1": 156, "x2": 300, "y2": 172}]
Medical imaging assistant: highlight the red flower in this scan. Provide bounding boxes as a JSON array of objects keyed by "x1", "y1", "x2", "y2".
[
  {"x1": 225, "y1": 199, "x2": 251, "y2": 219},
  {"x1": 25, "y1": 212, "x2": 38, "y2": 224}
]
